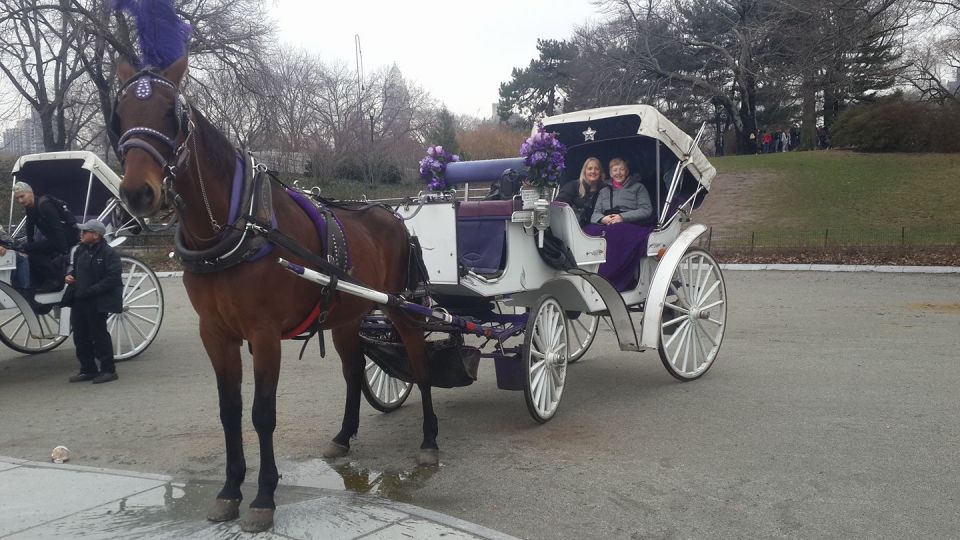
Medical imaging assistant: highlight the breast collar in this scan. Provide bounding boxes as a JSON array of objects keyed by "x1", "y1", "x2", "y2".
[{"x1": 173, "y1": 152, "x2": 276, "y2": 274}]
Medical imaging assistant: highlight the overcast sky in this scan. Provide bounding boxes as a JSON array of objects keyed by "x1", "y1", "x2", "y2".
[{"x1": 271, "y1": 0, "x2": 601, "y2": 118}]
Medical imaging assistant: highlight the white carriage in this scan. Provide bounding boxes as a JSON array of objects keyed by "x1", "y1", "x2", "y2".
[
  {"x1": 282, "y1": 105, "x2": 728, "y2": 422},
  {"x1": 0, "y1": 151, "x2": 165, "y2": 359}
]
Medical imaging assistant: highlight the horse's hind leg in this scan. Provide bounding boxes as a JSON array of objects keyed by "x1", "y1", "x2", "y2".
[
  {"x1": 201, "y1": 328, "x2": 245, "y2": 523},
  {"x1": 323, "y1": 321, "x2": 365, "y2": 458},
  {"x1": 386, "y1": 310, "x2": 438, "y2": 466},
  {"x1": 241, "y1": 332, "x2": 283, "y2": 533}
]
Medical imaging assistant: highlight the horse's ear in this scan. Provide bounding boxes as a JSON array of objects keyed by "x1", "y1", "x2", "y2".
[
  {"x1": 163, "y1": 56, "x2": 189, "y2": 87},
  {"x1": 117, "y1": 62, "x2": 136, "y2": 84}
]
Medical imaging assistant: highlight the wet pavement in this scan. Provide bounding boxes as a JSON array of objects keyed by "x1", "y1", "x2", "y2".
[{"x1": 0, "y1": 456, "x2": 516, "y2": 539}]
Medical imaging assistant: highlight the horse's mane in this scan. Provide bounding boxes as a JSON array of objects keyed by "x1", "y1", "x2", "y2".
[
  {"x1": 114, "y1": 0, "x2": 191, "y2": 69},
  {"x1": 189, "y1": 108, "x2": 238, "y2": 174}
]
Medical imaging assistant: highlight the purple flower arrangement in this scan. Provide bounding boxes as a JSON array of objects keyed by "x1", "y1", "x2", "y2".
[
  {"x1": 520, "y1": 122, "x2": 566, "y2": 188},
  {"x1": 419, "y1": 145, "x2": 460, "y2": 191}
]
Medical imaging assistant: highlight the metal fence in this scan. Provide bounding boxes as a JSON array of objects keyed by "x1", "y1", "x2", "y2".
[{"x1": 695, "y1": 225, "x2": 960, "y2": 254}]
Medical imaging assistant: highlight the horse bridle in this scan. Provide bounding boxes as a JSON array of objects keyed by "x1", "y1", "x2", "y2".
[
  {"x1": 111, "y1": 70, "x2": 192, "y2": 175},
  {"x1": 111, "y1": 70, "x2": 223, "y2": 237}
]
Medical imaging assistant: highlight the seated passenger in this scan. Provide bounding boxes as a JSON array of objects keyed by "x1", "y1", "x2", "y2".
[
  {"x1": 590, "y1": 158, "x2": 652, "y2": 225},
  {"x1": 555, "y1": 157, "x2": 604, "y2": 226}
]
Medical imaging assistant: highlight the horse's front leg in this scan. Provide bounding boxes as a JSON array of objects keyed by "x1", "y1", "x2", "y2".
[
  {"x1": 322, "y1": 322, "x2": 364, "y2": 459},
  {"x1": 201, "y1": 327, "x2": 245, "y2": 523},
  {"x1": 240, "y1": 333, "x2": 282, "y2": 533}
]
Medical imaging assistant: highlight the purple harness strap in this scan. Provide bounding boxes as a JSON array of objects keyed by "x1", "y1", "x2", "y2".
[{"x1": 286, "y1": 189, "x2": 352, "y2": 270}]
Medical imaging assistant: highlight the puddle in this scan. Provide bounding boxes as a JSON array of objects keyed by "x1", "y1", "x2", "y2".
[
  {"x1": 277, "y1": 458, "x2": 438, "y2": 503},
  {"x1": 906, "y1": 303, "x2": 960, "y2": 313},
  {"x1": 60, "y1": 480, "x2": 236, "y2": 538},
  {"x1": 42, "y1": 461, "x2": 437, "y2": 537}
]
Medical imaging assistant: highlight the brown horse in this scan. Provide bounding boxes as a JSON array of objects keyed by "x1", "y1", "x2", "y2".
[{"x1": 113, "y1": 57, "x2": 436, "y2": 533}]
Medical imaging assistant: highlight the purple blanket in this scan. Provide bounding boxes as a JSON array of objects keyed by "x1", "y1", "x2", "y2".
[{"x1": 583, "y1": 223, "x2": 654, "y2": 291}]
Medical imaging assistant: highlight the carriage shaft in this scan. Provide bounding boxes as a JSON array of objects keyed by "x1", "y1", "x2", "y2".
[{"x1": 277, "y1": 258, "x2": 494, "y2": 338}]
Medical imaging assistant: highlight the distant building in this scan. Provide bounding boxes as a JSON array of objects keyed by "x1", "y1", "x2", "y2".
[
  {"x1": 949, "y1": 67, "x2": 960, "y2": 94},
  {"x1": 1, "y1": 110, "x2": 44, "y2": 155}
]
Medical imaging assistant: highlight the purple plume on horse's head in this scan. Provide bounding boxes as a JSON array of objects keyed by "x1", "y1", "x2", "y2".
[{"x1": 113, "y1": 0, "x2": 192, "y2": 70}]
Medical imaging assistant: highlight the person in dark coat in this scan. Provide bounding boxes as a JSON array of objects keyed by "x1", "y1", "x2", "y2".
[
  {"x1": 555, "y1": 156, "x2": 605, "y2": 226},
  {"x1": 0, "y1": 182, "x2": 76, "y2": 292},
  {"x1": 66, "y1": 219, "x2": 123, "y2": 384}
]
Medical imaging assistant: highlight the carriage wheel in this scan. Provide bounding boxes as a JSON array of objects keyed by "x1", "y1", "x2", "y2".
[
  {"x1": 566, "y1": 313, "x2": 600, "y2": 364},
  {"x1": 523, "y1": 295, "x2": 569, "y2": 423},
  {"x1": 658, "y1": 248, "x2": 727, "y2": 381},
  {"x1": 0, "y1": 302, "x2": 68, "y2": 354},
  {"x1": 107, "y1": 256, "x2": 164, "y2": 361},
  {"x1": 361, "y1": 359, "x2": 413, "y2": 413},
  {"x1": 359, "y1": 309, "x2": 413, "y2": 413}
]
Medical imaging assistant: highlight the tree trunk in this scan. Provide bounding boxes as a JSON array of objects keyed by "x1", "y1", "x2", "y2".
[{"x1": 800, "y1": 75, "x2": 818, "y2": 150}]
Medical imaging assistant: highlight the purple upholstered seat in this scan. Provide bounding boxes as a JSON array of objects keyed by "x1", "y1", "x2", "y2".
[{"x1": 457, "y1": 201, "x2": 517, "y2": 274}]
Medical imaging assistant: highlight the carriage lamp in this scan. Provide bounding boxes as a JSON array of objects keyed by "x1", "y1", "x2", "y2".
[{"x1": 533, "y1": 199, "x2": 551, "y2": 248}]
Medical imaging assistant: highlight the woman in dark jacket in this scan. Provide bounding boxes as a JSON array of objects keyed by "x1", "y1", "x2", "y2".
[{"x1": 555, "y1": 157, "x2": 605, "y2": 225}]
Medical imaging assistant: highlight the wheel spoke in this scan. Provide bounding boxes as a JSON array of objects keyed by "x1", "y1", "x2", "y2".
[
  {"x1": 668, "y1": 323, "x2": 689, "y2": 368},
  {"x1": 697, "y1": 279, "x2": 722, "y2": 306},
  {"x1": 664, "y1": 319, "x2": 690, "y2": 349},
  {"x1": 693, "y1": 323, "x2": 710, "y2": 366},
  {"x1": 699, "y1": 299, "x2": 725, "y2": 312},
  {"x1": 663, "y1": 314, "x2": 686, "y2": 328},
  {"x1": 126, "y1": 310, "x2": 157, "y2": 326},
  {"x1": 696, "y1": 320, "x2": 719, "y2": 347},
  {"x1": 664, "y1": 302, "x2": 689, "y2": 314},
  {"x1": 124, "y1": 274, "x2": 149, "y2": 301},
  {"x1": 125, "y1": 288, "x2": 157, "y2": 305}
]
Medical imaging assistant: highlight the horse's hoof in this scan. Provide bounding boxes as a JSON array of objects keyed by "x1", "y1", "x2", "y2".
[
  {"x1": 322, "y1": 440, "x2": 349, "y2": 459},
  {"x1": 417, "y1": 448, "x2": 440, "y2": 466},
  {"x1": 240, "y1": 507, "x2": 275, "y2": 533},
  {"x1": 206, "y1": 498, "x2": 241, "y2": 522}
]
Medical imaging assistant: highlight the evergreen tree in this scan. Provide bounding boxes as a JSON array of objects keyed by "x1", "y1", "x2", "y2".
[{"x1": 426, "y1": 107, "x2": 460, "y2": 155}]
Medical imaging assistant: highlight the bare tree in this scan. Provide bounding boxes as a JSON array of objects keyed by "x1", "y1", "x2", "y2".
[{"x1": 0, "y1": 0, "x2": 273, "y2": 154}]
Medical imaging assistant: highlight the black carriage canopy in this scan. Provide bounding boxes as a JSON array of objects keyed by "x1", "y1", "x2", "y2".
[
  {"x1": 9, "y1": 157, "x2": 115, "y2": 225},
  {"x1": 551, "y1": 115, "x2": 706, "y2": 214},
  {"x1": 442, "y1": 112, "x2": 709, "y2": 215}
]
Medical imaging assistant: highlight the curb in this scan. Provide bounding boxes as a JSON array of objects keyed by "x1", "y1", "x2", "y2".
[
  {"x1": 157, "y1": 265, "x2": 960, "y2": 278},
  {"x1": 720, "y1": 263, "x2": 960, "y2": 273},
  {"x1": 0, "y1": 455, "x2": 517, "y2": 540}
]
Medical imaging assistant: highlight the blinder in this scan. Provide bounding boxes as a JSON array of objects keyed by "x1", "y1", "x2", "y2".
[{"x1": 110, "y1": 69, "x2": 191, "y2": 170}]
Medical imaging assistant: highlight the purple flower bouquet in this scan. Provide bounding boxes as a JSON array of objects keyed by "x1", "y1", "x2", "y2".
[
  {"x1": 419, "y1": 145, "x2": 460, "y2": 191},
  {"x1": 520, "y1": 122, "x2": 566, "y2": 189}
]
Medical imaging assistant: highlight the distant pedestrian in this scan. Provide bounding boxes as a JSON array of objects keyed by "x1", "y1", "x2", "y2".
[
  {"x1": 66, "y1": 220, "x2": 122, "y2": 384},
  {"x1": 781, "y1": 130, "x2": 790, "y2": 152},
  {"x1": 762, "y1": 131, "x2": 773, "y2": 153}
]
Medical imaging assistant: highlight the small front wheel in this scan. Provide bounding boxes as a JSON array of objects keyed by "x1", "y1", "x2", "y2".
[
  {"x1": 658, "y1": 248, "x2": 727, "y2": 380},
  {"x1": 523, "y1": 295, "x2": 569, "y2": 423},
  {"x1": 361, "y1": 359, "x2": 413, "y2": 413}
]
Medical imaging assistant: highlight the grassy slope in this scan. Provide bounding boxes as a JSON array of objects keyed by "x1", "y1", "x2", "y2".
[{"x1": 711, "y1": 150, "x2": 960, "y2": 230}]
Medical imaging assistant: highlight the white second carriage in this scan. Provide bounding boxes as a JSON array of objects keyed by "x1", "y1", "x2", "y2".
[
  {"x1": 0, "y1": 151, "x2": 165, "y2": 360},
  {"x1": 281, "y1": 105, "x2": 728, "y2": 423}
]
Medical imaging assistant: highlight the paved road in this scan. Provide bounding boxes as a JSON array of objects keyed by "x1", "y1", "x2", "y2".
[{"x1": 1, "y1": 271, "x2": 958, "y2": 539}]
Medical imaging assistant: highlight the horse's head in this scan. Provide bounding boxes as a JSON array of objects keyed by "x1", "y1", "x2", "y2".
[{"x1": 113, "y1": 57, "x2": 190, "y2": 217}]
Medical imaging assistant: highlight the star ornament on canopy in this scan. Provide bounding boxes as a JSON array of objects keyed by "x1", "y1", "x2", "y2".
[{"x1": 583, "y1": 126, "x2": 597, "y2": 141}]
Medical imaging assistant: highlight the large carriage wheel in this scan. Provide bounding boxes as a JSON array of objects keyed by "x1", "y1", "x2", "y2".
[
  {"x1": 658, "y1": 248, "x2": 727, "y2": 380},
  {"x1": 523, "y1": 295, "x2": 569, "y2": 423},
  {"x1": 0, "y1": 302, "x2": 68, "y2": 354},
  {"x1": 566, "y1": 313, "x2": 600, "y2": 364},
  {"x1": 108, "y1": 256, "x2": 164, "y2": 361},
  {"x1": 359, "y1": 310, "x2": 413, "y2": 413}
]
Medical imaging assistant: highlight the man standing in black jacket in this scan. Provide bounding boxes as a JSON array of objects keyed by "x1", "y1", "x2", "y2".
[{"x1": 67, "y1": 219, "x2": 123, "y2": 384}]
